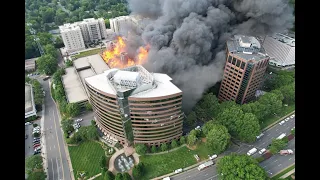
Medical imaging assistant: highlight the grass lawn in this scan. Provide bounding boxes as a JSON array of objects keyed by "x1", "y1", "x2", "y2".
[
  {"x1": 68, "y1": 141, "x2": 105, "y2": 179},
  {"x1": 271, "y1": 164, "x2": 295, "y2": 179},
  {"x1": 73, "y1": 48, "x2": 102, "y2": 58},
  {"x1": 260, "y1": 104, "x2": 295, "y2": 129},
  {"x1": 140, "y1": 142, "x2": 216, "y2": 179}
]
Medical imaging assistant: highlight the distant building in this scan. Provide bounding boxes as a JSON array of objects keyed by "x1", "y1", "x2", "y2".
[
  {"x1": 25, "y1": 58, "x2": 37, "y2": 72},
  {"x1": 59, "y1": 23, "x2": 86, "y2": 53},
  {"x1": 25, "y1": 84, "x2": 37, "y2": 118},
  {"x1": 59, "y1": 18, "x2": 108, "y2": 53},
  {"x1": 262, "y1": 33, "x2": 295, "y2": 68},
  {"x1": 109, "y1": 15, "x2": 144, "y2": 36},
  {"x1": 218, "y1": 35, "x2": 270, "y2": 104},
  {"x1": 85, "y1": 65, "x2": 184, "y2": 146}
]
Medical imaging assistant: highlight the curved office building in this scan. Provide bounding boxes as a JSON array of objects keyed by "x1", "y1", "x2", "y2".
[{"x1": 85, "y1": 65, "x2": 183, "y2": 146}]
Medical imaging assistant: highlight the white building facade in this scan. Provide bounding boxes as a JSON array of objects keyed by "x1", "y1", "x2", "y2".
[
  {"x1": 109, "y1": 16, "x2": 141, "y2": 36},
  {"x1": 59, "y1": 24, "x2": 86, "y2": 53},
  {"x1": 262, "y1": 33, "x2": 295, "y2": 68}
]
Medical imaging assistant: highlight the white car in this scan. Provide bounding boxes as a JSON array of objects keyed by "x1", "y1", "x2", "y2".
[
  {"x1": 195, "y1": 126, "x2": 201, "y2": 130},
  {"x1": 285, "y1": 117, "x2": 290, "y2": 122},
  {"x1": 290, "y1": 114, "x2": 295, "y2": 118},
  {"x1": 258, "y1": 148, "x2": 266, "y2": 154},
  {"x1": 279, "y1": 120, "x2": 285, "y2": 125},
  {"x1": 174, "y1": 168, "x2": 183, "y2": 173},
  {"x1": 209, "y1": 154, "x2": 218, "y2": 160},
  {"x1": 76, "y1": 119, "x2": 83, "y2": 122},
  {"x1": 256, "y1": 133, "x2": 264, "y2": 139},
  {"x1": 25, "y1": 122, "x2": 31, "y2": 126}
]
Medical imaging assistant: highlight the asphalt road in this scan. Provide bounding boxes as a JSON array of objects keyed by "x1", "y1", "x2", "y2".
[
  {"x1": 171, "y1": 117, "x2": 295, "y2": 180},
  {"x1": 41, "y1": 79, "x2": 72, "y2": 180}
]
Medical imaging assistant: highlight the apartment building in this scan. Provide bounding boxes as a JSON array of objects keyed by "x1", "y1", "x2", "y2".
[
  {"x1": 109, "y1": 16, "x2": 143, "y2": 36},
  {"x1": 218, "y1": 35, "x2": 270, "y2": 104},
  {"x1": 59, "y1": 24, "x2": 86, "y2": 53},
  {"x1": 59, "y1": 18, "x2": 108, "y2": 52}
]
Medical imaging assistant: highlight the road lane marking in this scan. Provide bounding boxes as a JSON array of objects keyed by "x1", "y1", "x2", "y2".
[
  {"x1": 49, "y1": 146, "x2": 51, "y2": 151},
  {"x1": 52, "y1": 110, "x2": 65, "y2": 180},
  {"x1": 274, "y1": 160, "x2": 278, "y2": 163},
  {"x1": 56, "y1": 158, "x2": 60, "y2": 180},
  {"x1": 263, "y1": 166, "x2": 267, "y2": 168},
  {"x1": 278, "y1": 164, "x2": 281, "y2": 167},
  {"x1": 275, "y1": 129, "x2": 279, "y2": 131},
  {"x1": 51, "y1": 158, "x2": 55, "y2": 180},
  {"x1": 267, "y1": 134, "x2": 270, "y2": 136},
  {"x1": 54, "y1": 145, "x2": 56, "y2": 149},
  {"x1": 289, "y1": 158, "x2": 292, "y2": 160}
]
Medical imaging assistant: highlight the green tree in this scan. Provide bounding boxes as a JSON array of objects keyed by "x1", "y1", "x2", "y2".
[
  {"x1": 236, "y1": 113, "x2": 261, "y2": 143},
  {"x1": 269, "y1": 139, "x2": 287, "y2": 154},
  {"x1": 104, "y1": 170, "x2": 115, "y2": 180},
  {"x1": 291, "y1": 128, "x2": 295, "y2": 135},
  {"x1": 85, "y1": 102, "x2": 93, "y2": 111},
  {"x1": 202, "y1": 120, "x2": 216, "y2": 135},
  {"x1": 100, "y1": 155, "x2": 106, "y2": 168},
  {"x1": 171, "y1": 139, "x2": 178, "y2": 148},
  {"x1": 258, "y1": 92, "x2": 283, "y2": 119},
  {"x1": 66, "y1": 60, "x2": 73, "y2": 67},
  {"x1": 279, "y1": 83, "x2": 295, "y2": 105},
  {"x1": 91, "y1": 120, "x2": 96, "y2": 126},
  {"x1": 66, "y1": 103, "x2": 81, "y2": 117},
  {"x1": 216, "y1": 105, "x2": 243, "y2": 136},
  {"x1": 217, "y1": 101, "x2": 238, "y2": 115},
  {"x1": 105, "y1": 19, "x2": 110, "y2": 28},
  {"x1": 186, "y1": 111, "x2": 197, "y2": 126},
  {"x1": 132, "y1": 162, "x2": 144, "y2": 179},
  {"x1": 44, "y1": 44, "x2": 57, "y2": 58},
  {"x1": 54, "y1": 36, "x2": 64, "y2": 48},
  {"x1": 180, "y1": 136, "x2": 186, "y2": 144},
  {"x1": 87, "y1": 125, "x2": 99, "y2": 140},
  {"x1": 161, "y1": 143, "x2": 168, "y2": 151},
  {"x1": 217, "y1": 154, "x2": 267, "y2": 180},
  {"x1": 61, "y1": 119, "x2": 74, "y2": 133},
  {"x1": 27, "y1": 171, "x2": 47, "y2": 180},
  {"x1": 206, "y1": 124, "x2": 231, "y2": 154},
  {"x1": 34, "y1": 132, "x2": 40, "y2": 137},
  {"x1": 122, "y1": 172, "x2": 131, "y2": 180},
  {"x1": 115, "y1": 173, "x2": 123, "y2": 180},
  {"x1": 25, "y1": 155, "x2": 43, "y2": 175},
  {"x1": 135, "y1": 144, "x2": 147, "y2": 155},
  {"x1": 37, "y1": 54, "x2": 58, "y2": 75},
  {"x1": 194, "y1": 93, "x2": 220, "y2": 121},
  {"x1": 37, "y1": 32, "x2": 54, "y2": 46},
  {"x1": 151, "y1": 145, "x2": 157, "y2": 153},
  {"x1": 187, "y1": 132, "x2": 197, "y2": 146}
]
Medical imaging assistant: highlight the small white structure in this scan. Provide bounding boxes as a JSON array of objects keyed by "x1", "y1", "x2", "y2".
[{"x1": 25, "y1": 84, "x2": 37, "y2": 118}]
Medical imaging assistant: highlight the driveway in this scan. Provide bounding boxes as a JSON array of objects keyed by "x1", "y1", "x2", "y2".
[{"x1": 73, "y1": 111, "x2": 94, "y2": 127}]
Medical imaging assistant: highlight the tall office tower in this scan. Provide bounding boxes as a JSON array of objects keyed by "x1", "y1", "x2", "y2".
[
  {"x1": 85, "y1": 65, "x2": 184, "y2": 146},
  {"x1": 218, "y1": 35, "x2": 270, "y2": 104},
  {"x1": 262, "y1": 33, "x2": 295, "y2": 68},
  {"x1": 59, "y1": 23, "x2": 86, "y2": 53}
]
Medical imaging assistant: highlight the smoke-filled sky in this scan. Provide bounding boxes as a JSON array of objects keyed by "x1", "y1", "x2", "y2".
[{"x1": 126, "y1": 0, "x2": 294, "y2": 111}]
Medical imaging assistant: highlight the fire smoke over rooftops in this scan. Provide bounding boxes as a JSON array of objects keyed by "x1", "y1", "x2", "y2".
[{"x1": 125, "y1": 0, "x2": 294, "y2": 111}]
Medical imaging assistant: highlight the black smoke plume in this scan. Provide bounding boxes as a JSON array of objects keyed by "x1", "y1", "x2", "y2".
[{"x1": 127, "y1": 0, "x2": 294, "y2": 111}]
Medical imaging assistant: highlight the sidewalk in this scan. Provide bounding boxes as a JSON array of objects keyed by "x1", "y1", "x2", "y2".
[
  {"x1": 280, "y1": 168, "x2": 295, "y2": 179},
  {"x1": 40, "y1": 104, "x2": 48, "y2": 180},
  {"x1": 49, "y1": 79, "x2": 75, "y2": 180},
  {"x1": 271, "y1": 163, "x2": 295, "y2": 178},
  {"x1": 262, "y1": 110, "x2": 295, "y2": 131}
]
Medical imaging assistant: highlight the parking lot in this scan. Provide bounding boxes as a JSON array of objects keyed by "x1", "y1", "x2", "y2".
[
  {"x1": 73, "y1": 110, "x2": 94, "y2": 127},
  {"x1": 25, "y1": 120, "x2": 40, "y2": 157}
]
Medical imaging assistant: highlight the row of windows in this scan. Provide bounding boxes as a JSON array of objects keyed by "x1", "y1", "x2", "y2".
[
  {"x1": 129, "y1": 95, "x2": 182, "y2": 104},
  {"x1": 227, "y1": 55, "x2": 246, "y2": 69}
]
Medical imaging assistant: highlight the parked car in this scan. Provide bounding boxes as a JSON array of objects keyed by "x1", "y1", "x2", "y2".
[
  {"x1": 285, "y1": 117, "x2": 290, "y2": 122},
  {"x1": 195, "y1": 126, "x2": 201, "y2": 131},
  {"x1": 279, "y1": 120, "x2": 285, "y2": 125},
  {"x1": 33, "y1": 144, "x2": 41, "y2": 148},
  {"x1": 25, "y1": 122, "x2": 32, "y2": 126},
  {"x1": 174, "y1": 168, "x2": 183, "y2": 173},
  {"x1": 247, "y1": 148, "x2": 257, "y2": 156},
  {"x1": 25, "y1": 134, "x2": 28, "y2": 139},
  {"x1": 209, "y1": 154, "x2": 218, "y2": 160},
  {"x1": 194, "y1": 154, "x2": 200, "y2": 161},
  {"x1": 258, "y1": 148, "x2": 266, "y2": 154},
  {"x1": 256, "y1": 133, "x2": 264, "y2": 139},
  {"x1": 290, "y1": 114, "x2": 295, "y2": 118},
  {"x1": 33, "y1": 140, "x2": 40, "y2": 144},
  {"x1": 76, "y1": 119, "x2": 83, "y2": 122}
]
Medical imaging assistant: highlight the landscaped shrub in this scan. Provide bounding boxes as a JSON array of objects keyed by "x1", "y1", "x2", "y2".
[
  {"x1": 180, "y1": 136, "x2": 186, "y2": 144},
  {"x1": 161, "y1": 143, "x2": 168, "y2": 152},
  {"x1": 135, "y1": 144, "x2": 147, "y2": 155},
  {"x1": 171, "y1": 140, "x2": 179, "y2": 148},
  {"x1": 151, "y1": 145, "x2": 157, "y2": 153}
]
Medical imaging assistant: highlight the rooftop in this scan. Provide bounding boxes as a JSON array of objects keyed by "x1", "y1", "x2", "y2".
[
  {"x1": 271, "y1": 33, "x2": 295, "y2": 47},
  {"x1": 25, "y1": 84, "x2": 34, "y2": 113},
  {"x1": 73, "y1": 54, "x2": 110, "y2": 74},
  {"x1": 227, "y1": 35, "x2": 268, "y2": 61},
  {"x1": 85, "y1": 65, "x2": 181, "y2": 98},
  {"x1": 25, "y1": 58, "x2": 37, "y2": 70},
  {"x1": 59, "y1": 23, "x2": 81, "y2": 32},
  {"x1": 62, "y1": 67, "x2": 88, "y2": 103}
]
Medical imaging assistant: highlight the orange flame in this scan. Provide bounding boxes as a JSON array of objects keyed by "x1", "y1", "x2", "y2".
[{"x1": 101, "y1": 36, "x2": 149, "y2": 69}]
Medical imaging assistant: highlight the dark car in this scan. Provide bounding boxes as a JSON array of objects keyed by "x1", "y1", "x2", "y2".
[
  {"x1": 33, "y1": 139, "x2": 40, "y2": 143},
  {"x1": 25, "y1": 134, "x2": 28, "y2": 139},
  {"x1": 33, "y1": 150, "x2": 41, "y2": 155}
]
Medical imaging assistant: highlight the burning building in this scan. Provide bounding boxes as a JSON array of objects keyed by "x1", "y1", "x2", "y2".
[
  {"x1": 101, "y1": 36, "x2": 148, "y2": 69},
  {"x1": 85, "y1": 65, "x2": 183, "y2": 146}
]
